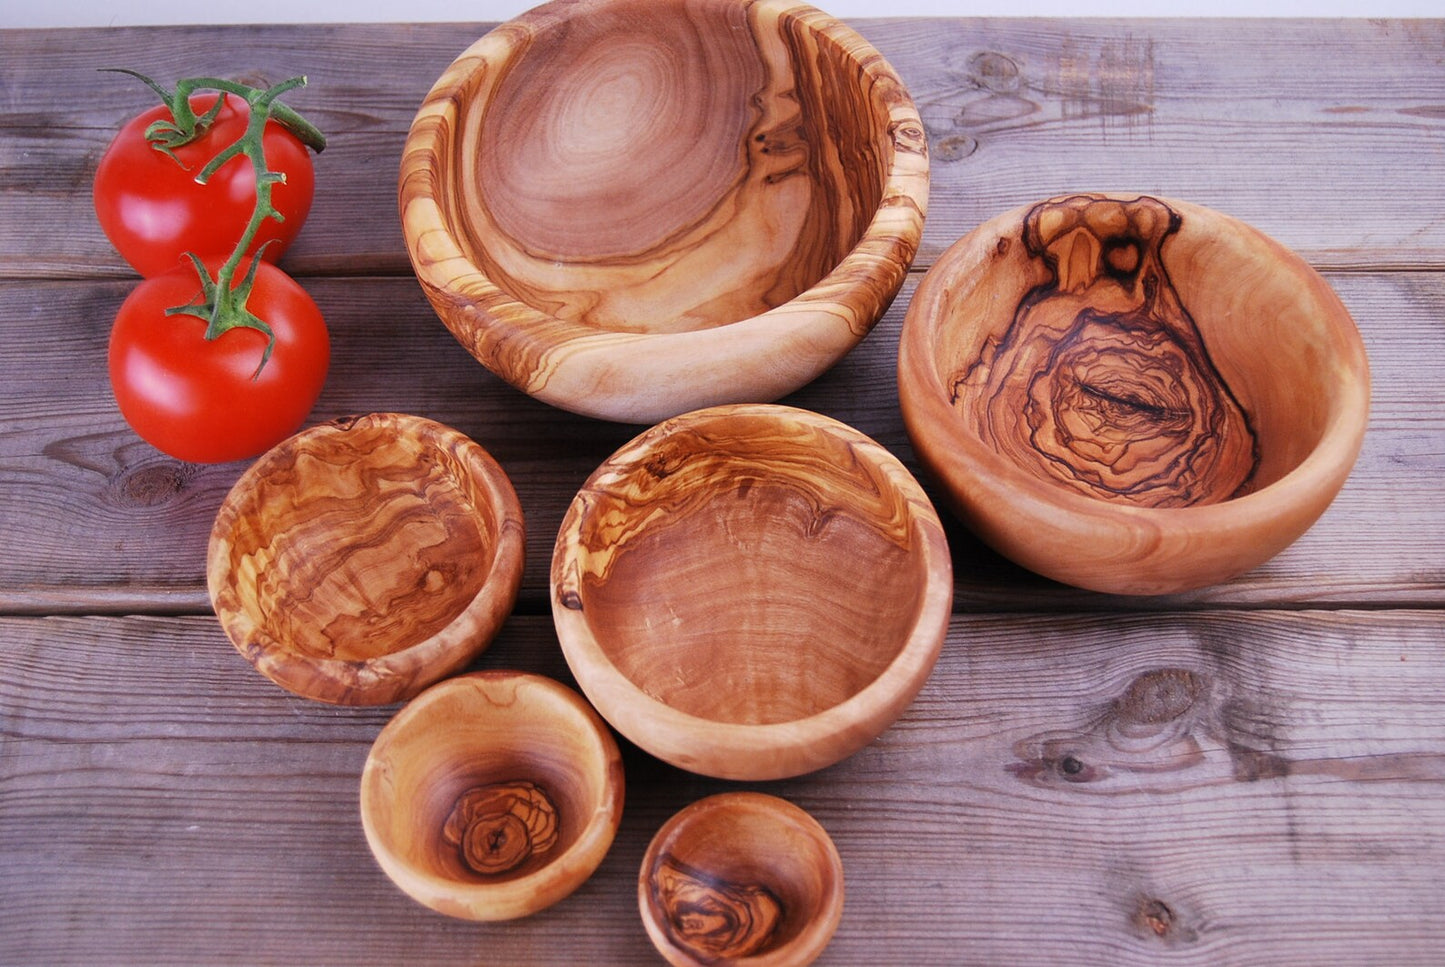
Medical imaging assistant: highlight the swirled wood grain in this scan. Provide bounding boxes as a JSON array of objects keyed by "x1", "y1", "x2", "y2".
[
  {"x1": 400, "y1": 0, "x2": 928, "y2": 423},
  {"x1": 360, "y1": 671, "x2": 624, "y2": 921},
  {"x1": 206, "y1": 413, "x2": 525, "y2": 705},
  {"x1": 651, "y1": 856, "x2": 785, "y2": 960},
  {"x1": 552, "y1": 403, "x2": 952, "y2": 780},
  {"x1": 958, "y1": 195, "x2": 1260, "y2": 508},
  {"x1": 640, "y1": 792, "x2": 844, "y2": 967},
  {"x1": 899, "y1": 193, "x2": 1370, "y2": 594},
  {"x1": 443, "y1": 780, "x2": 560, "y2": 876}
]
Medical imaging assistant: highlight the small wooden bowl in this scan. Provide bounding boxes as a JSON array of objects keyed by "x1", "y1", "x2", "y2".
[
  {"x1": 552, "y1": 403, "x2": 952, "y2": 780},
  {"x1": 399, "y1": 0, "x2": 928, "y2": 424},
  {"x1": 207, "y1": 413, "x2": 525, "y2": 705},
  {"x1": 639, "y1": 792, "x2": 844, "y2": 967},
  {"x1": 899, "y1": 193, "x2": 1371, "y2": 595},
  {"x1": 360, "y1": 671, "x2": 625, "y2": 921}
]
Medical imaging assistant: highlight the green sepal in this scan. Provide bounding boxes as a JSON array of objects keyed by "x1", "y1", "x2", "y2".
[{"x1": 164, "y1": 249, "x2": 279, "y2": 382}]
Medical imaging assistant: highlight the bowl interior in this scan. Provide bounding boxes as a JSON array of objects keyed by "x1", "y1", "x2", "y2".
[
  {"x1": 366, "y1": 673, "x2": 614, "y2": 887},
  {"x1": 447, "y1": 0, "x2": 892, "y2": 333},
  {"x1": 566, "y1": 409, "x2": 929, "y2": 726},
  {"x1": 931, "y1": 194, "x2": 1360, "y2": 508},
  {"x1": 218, "y1": 418, "x2": 498, "y2": 663},
  {"x1": 642, "y1": 793, "x2": 842, "y2": 963}
]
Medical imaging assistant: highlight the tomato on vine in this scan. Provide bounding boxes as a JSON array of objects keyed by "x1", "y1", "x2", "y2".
[
  {"x1": 109, "y1": 257, "x2": 330, "y2": 464},
  {"x1": 94, "y1": 71, "x2": 323, "y2": 278},
  {"x1": 97, "y1": 71, "x2": 331, "y2": 464}
]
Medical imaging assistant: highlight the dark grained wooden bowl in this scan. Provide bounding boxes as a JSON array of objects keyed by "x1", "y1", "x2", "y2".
[
  {"x1": 206, "y1": 413, "x2": 525, "y2": 705},
  {"x1": 551, "y1": 403, "x2": 952, "y2": 780},
  {"x1": 360, "y1": 671, "x2": 625, "y2": 921},
  {"x1": 399, "y1": 0, "x2": 928, "y2": 424},
  {"x1": 639, "y1": 792, "x2": 844, "y2": 967},
  {"x1": 899, "y1": 193, "x2": 1372, "y2": 595}
]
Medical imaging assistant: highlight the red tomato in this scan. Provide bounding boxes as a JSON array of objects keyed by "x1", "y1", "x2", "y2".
[
  {"x1": 94, "y1": 92, "x2": 315, "y2": 278},
  {"x1": 108, "y1": 259, "x2": 330, "y2": 463}
]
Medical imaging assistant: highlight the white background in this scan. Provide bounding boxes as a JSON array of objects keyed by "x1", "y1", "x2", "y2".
[{"x1": 5, "y1": 0, "x2": 1438, "y2": 29}]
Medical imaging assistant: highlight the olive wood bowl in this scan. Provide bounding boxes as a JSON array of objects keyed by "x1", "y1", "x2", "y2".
[
  {"x1": 551, "y1": 403, "x2": 952, "y2": 780},
  {"x1": 360, "y1": 671, "x2": 625, "y2": 921},
  {"x1": 207, "y1": 413, "x2": 525, "y2": 705},
  {"x1": 639, "y1": 792, "x2": 844, "y2": 967},
  {"x1": 399, "y1": 0, "x2": 929, "y2": 424},
  {"x1": 898, "y1": 193, "x2": 1371, "y2": 595}
]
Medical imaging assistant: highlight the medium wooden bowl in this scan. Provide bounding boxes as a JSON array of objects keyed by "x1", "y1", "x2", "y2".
[
  {"x1": 207, "y1": 413, "x2": 525, "y2": 705},
  {"x1": 639, "y1": 792, "x2": 844, "y2": 967},
  {"x1": 360, "y1": 671, "x2": 625, "y2": 920},
  {"x1": 399, "y1": 0, "x2": 928, "y2": 424},
  {"x1": 551, "y1": 403, "x2": 952, "y2": 780},
  {"x1": 899, "y1": 193, "x2": 1371, "y2": 595}
]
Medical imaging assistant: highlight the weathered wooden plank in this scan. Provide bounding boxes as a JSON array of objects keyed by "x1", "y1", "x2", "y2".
[
  {"x1": 2, "y1": 19, "x2": 1444, "y2": 280},
  {"x1": 1, "y1": 270, "x2": 1440, "y2": 613},
  {"x1": 3, "y1": 610, "x2": 1444, "y2": 965}
]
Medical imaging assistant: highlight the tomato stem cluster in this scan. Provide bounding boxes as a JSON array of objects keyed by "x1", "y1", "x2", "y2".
[{"x1": 105, "y1": 69, "x2": 327, "y2": 378}]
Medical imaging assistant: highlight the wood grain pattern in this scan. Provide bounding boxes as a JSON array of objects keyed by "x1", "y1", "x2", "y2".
[
  {"x1": 552, "y1": 403, "x2": 952, "y2": 780},
  {"x1": 0, "y1": 270, "x2": 1439, "y2": 613},
  {"x1": 399, "y1": 0, "x2": 928, "y2": 422},
  {"x1": 2, "y1": 16, "x2": 1445, "y2": 967},
  {"x1": 900, "y1": 193, "x2": 1371, "y2": 595},
  {"x1": 6, "y1": 20, "x2": 1445, "y2": 282},
  {"x1": 640, "y1": 792, "x2": 844, "y2": 967},
  {"x1": 961, "y1": 195, "x2": 1259, "y2": 508},
  {"x1": 444, "y1": 780, "x2": 561, "y2": 875},
  {"x1": 359, "y1": 671, "x2": 624, "y2": 921},
  {"x1": 207, "y1": 413, "x2": 525, "y2": 705},
  {"x1": 5, "y1": 611, "x2": 1445, "y2": 965}
]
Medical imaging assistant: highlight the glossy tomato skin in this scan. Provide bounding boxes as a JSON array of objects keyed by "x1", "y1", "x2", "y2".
[
  {"x1": 109, "y1": 259, "x2": 330, "y2": 464},
  {"x1": 94, "y1": 93, "x2": 315, "y2": 278}
]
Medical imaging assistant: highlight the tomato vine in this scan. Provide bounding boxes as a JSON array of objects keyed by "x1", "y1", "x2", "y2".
[{"x1": 103, "y1": 69, "x2": 327, "y2": 377}]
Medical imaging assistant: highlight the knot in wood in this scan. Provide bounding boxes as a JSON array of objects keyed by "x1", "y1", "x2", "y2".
[
  {"x1": 932, "y1": 133, "x2": 979, "y2": 163},
  {"x1": 443, "y1": 780, "x2": 559, "y2": 876},
  {"x1": 115, "y1": 462, "x2": 188, "y2": 507},
  {"x1": 969, "y1": 51, "x2": 1023, "y2": 94},
  {"x1": 653, "y1": 856, "x2": 784, "y2": 960},
  {"x1": 1115, "y1": 668, "x2": 1205, "y2": 726},
  {"x1": 1138, "y1": 897, "x2": 1174, "y2": 937}
]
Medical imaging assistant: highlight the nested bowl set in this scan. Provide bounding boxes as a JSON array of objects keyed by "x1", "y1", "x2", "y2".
[{"x1": 203, "y1": 0, "x2": 1370, "y2": 959}]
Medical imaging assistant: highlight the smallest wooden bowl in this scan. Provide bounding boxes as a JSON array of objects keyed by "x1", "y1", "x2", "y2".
[
  {"x1": 360, "y1": 671, "x2": 625, "y2": 921},
  {"x1": 207, "y1": 413, "x2": 524, "y2": 705},
  {"x1": 552, "y1": 403, "x2": 952, "y2": 780},
  {"x1": 640, "y1": 792, "x2": 844, "y2": 967}
]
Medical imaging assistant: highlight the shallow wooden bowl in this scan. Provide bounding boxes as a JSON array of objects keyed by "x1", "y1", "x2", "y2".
[
  {"x1": 360, "y1": 671, "x2": 624, "y2": 920},
  {"x1": 207, "y1": 413, "x2": 525, "y2": 705},
  {"x1": 639, "y1": 792, "x2": 844, "y2": 967},
  {"x1": 551, "y1": 403, "x2": 952, "y2": 780},
  {"x1": 899, "y1": 193, "x2": 1371, "y2": 595},
  {"x1": 399, "y1": 0, "x2": 929, "y2": 424}
]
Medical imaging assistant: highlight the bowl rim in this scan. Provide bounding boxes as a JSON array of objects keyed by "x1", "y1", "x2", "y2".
[
  {"x1": 398, "y1": 0, "x2": 930, "y2": 423},
  {"x1": 206, "y1": 412, "x2": 526, "y2": 705},
  {"x1": 637, "y1": 791, "x2": 845, "y2": 967},
  {"x1": 359, "y1": 669, "x2": 626, "y2": 921},
  {"x1": 898, "y1": 192, "x2": 1373, "y2": 594},
  {"x1": 551, "y1": 402, "x2": 953, "y2": 780}
]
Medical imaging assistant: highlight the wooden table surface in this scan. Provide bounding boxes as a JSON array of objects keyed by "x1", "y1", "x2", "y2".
[{"x1": 3, "y1": 16, "x2": 1444, "y2": 966}]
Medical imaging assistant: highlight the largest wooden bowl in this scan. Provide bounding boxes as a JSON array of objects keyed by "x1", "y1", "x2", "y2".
[
  {"x1": 551, "y1": 403, "x2": 952, "y2": 780},
  {"x1": 898, "y1": 193, "x2": 1371, "y2": 595},
  {"x1": 399, "y1": 0, "x2": 928, "y2": 424}
]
